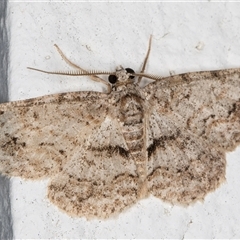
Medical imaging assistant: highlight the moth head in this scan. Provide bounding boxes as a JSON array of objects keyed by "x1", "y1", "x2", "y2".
[{"x1": 108, "y1": 66, "x2": 135, "y2": 86}]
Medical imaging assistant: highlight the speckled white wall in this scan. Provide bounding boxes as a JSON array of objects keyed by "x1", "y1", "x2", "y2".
[{"x1": 9, "y1": 2, "x2": 240, "y2": 238}]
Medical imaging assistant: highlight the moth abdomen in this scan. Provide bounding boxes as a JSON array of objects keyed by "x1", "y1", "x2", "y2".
[{"x1": 120, "y1": 94, "x2": 147, "y2": 190}]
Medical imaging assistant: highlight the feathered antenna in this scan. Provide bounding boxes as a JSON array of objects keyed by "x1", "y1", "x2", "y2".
[{"x1": 28, "y1": 36, "x2": 163, "y2": 93}]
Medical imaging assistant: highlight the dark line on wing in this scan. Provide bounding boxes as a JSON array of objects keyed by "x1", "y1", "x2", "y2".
[
  {"x1": 147, "y1": 132, "x2": 180, "y2": 158},
  {"x1": 90, "y1": 146, "x2": 129, "y2": 158}
]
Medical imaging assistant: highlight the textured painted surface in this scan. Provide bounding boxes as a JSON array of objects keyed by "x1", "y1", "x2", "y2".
[
  {"x1": 0, "y1": 1, "x2": 13, "y2": 239},
  {"x1": 7, "y1": 1, "x2": 240, "y2": 238}
]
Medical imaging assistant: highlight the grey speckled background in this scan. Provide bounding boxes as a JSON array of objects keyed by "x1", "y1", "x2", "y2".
[{"x1": 0, "y1": 1, "x2": 13, "y2": 240}]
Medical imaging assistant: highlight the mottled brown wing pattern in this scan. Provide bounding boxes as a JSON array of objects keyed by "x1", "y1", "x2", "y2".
[
  {"x1": 48, "y1": 151, "x2": 138, "y2": 218},
  {"x1": 48, "y1": 109, "x2": 139, "y2": 219},
  {"x1": 0, "y1": 91, "x2": 140, "y2": 218},
  {"x1": 144, "y1": 68, "x2": 240, "y2": 204},
  {"x1": 0, "y1": 92, "x2": 107, "y2": 178}
]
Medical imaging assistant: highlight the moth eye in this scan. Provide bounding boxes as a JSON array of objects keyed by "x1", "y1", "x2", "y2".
[
  {"x1": 108, "y1": 75, "x2": 117, "y2": 84},
  {"x1": 125, "y1": 68, "x2": 135, "y2": 79}
]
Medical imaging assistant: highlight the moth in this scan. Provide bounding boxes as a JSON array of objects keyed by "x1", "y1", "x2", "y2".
[{"x1": 0, "y1": 36, "x2": 240, "y2": 219}]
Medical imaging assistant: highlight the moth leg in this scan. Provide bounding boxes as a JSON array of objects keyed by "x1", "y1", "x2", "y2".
[
  {"x1": 54, "y1": 44, "x2": 112, "y2": 92},
  {"x1": 48, "y1": 173, "x2": 139, "y2": 219},
  {"x1": 138, "y1": 35, "x2": 152, "y2": 83}
]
